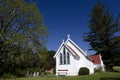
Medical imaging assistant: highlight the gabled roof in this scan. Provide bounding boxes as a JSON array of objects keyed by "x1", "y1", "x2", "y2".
[
  {"x1": 66, "y1": 38, "x2": 87, "y2": 57},
  {"x1": 54, "y1": 35, "x2": 92, "y2": 62},
  {"x1": 53, "y1": 40, "x2": 64, "y2": 58},
  {"x1": 90, "y1": 54, "x2": 101, "y2": 64},
  {"x1": 53, "y1": 43, "x2": 80, "y2": 58},
  {"x1": 65, "y1": 35, "x2": 92, "y2": 61},
  {"x1": 65, "y1": 44, "x2": 80, "y2": 58}
]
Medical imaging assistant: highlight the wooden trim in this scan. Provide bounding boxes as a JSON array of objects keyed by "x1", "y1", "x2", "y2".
[{"x1": 58, "y1": 70, "x2": 68, "y2": 71}]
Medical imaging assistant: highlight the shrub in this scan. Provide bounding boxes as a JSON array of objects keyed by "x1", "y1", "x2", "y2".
[
  {"x1": 78, "y1": 67, "x2": 89, "y2": 75},
  {"x1": 3, "y1": 73, "x2": 16, "y2": 79},
  {"x1": 16, "y1": 69, "x2": 26, "y2": 77},
  {"x1": 53, "y1": 68, "x2": 56, "y2": 74},
  {"x1": 113, "y1": 66, "x2": 120, "y2": 72},
  {"x1": 94, "y1": 67, "x2": 102, "y2": 73}
]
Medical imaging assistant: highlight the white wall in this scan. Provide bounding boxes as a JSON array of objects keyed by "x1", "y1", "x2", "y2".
[
  {"x1": 66, "y1": 41, "x2": 94, "y2": 75},
  {"x1": 55, "y1": 38, "x2": 94, "y2": 76},
  {"x1": 55, "y1": 46, "x2": 94, "y2": 76},
  {"x1": 56, "y1": 47, "x2": 78, "y2": 76}
]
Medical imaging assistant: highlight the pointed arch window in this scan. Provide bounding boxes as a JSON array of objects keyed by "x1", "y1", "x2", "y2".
[
  {"x1": 60, "y1": 53, "x2": 62, "y2": 64},
  {"x1": 67, "y1": 52, "x2": 70, "y2": 64},
  {"x1": 63, "y1": 51, "x2": 66, "y2": 64},
  {"x1": 59, "y1": 47, "x2": 70, "y2": 65}
]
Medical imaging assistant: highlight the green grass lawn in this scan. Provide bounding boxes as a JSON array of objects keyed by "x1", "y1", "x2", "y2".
[{"x1": 4, "y1": 72, "x2": 120, "y2": 80}]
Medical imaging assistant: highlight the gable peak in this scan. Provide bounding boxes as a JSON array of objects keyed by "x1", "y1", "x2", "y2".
[
  {"x1": 62, "y1": 39, "x2": 65, "y2": 43},
  {"x1": 67, "y1": 34, "x2": 70, "y2": 39}
]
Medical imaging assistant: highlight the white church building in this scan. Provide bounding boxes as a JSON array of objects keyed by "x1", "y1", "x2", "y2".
[{"x1": 54, "y1": 35, "x2": 105, "y2": 76}]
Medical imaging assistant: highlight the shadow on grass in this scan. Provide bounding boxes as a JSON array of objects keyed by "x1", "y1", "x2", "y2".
[{"x1": 101, "y1": 77, "x2": 120, "y2": 80}]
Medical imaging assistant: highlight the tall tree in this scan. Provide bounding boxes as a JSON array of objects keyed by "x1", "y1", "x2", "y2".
[
  {"x1": 83, "y1": 2, "x2": 120, "y2": 70},
  {"x1": 45, "y1": 50, "x2": 56, "y2": 70},
  {"x1": 0, "y1": 0, "x2": 48, "y2": 76}
]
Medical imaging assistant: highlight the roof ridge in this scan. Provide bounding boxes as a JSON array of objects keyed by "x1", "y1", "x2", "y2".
[
  {"x1": 65, "y1": 44, "x2": 80, "y2": 58},
  {"x1": 66, "y1": 37, "x2": 87, "y2": 56},
  {"x1": 65, "y1": 36, "x2": 93, "y2": 61}
]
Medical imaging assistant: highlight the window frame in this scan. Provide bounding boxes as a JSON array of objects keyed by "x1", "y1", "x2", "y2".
[{"x1": 59, "y1": 47, "x2": 70, "y2": 65}]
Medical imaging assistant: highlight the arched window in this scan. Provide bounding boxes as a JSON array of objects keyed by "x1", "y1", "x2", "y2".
[
  {"x1": 67, "y1": 52, "x2": 70, "y2": 64},
  {"x1": 59, "y1": 47, "x2": 70, "y2": 65},
  {"x1": 63, "y1": 47, "x2": 66, "y2": 64},
  {"x1": 60, "y1": 53, "x2": 62, "y2": 64},
  {"x1": 63, "y1": 52, "x2": 66, "y2": 64}
]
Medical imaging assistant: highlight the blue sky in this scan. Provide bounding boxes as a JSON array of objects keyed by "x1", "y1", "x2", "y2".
[{"x1": 36, "y1": 0, "x2": 120, "y2": 55}]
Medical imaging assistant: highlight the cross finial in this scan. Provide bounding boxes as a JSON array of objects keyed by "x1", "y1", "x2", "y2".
[
  {"x1": 62, "y1": 39, "x2": 64, "y2": 43},
  {"x1": 67, "y1": 34, "x2": 70, "y2": 39}
]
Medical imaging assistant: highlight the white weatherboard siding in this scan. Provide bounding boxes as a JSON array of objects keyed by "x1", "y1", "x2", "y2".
[
  {"x1": 56, "y1": 46, "x2": 78, "y2": 76},
  {"x1": 54, "y1": 35, "x2": 104, "y2": 76}
]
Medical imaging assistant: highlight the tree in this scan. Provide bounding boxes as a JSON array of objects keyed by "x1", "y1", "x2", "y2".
[
  {"x1": 0, "y1": 0, "x2": 48, "y2": 76},
  {"x1": 83, "y1": 2, "x2": 120, "y2": 70},
  {"x1": 45, "y1": 50, "x2": 56, "y2": 70}
]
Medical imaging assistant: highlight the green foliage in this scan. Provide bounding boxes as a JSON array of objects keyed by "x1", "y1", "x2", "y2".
[
  {"x1": 113, "y1": 66, "x2": 120, "y2": 72},
  {"x1": 3, "y1": 73, "x2": 16, "y2": 79},
  {"x1": 15, "y1": 69, "x2": 26, "y2": 77},
  {"x1": 45, "y1": 51, "x2": 56, "y2": 70},
  {"x1": 5, "y1": 72, "x2": 120, "y2": 80},
  {"x1": 94, "y1": 67, "x2": 103, "y2": 73},
  {"x1": 53, "y1": 68, "x2": 56, "y2": 74},
  {"x1": 83, "y1": 2, "x2": 120, "y2": 70},
  {"x1": 78, "y1": 67, "x2": 89, "y2": 75},
  {"x1": 0, "y1": 0, "x2": 48, "y2": 77}
]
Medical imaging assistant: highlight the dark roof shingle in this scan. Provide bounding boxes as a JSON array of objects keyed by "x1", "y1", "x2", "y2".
[{"x1": 90, "y1": 54, "x2": 101, "y2": 64}]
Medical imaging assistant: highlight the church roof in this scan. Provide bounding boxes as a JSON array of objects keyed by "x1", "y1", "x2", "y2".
[
  {"x1": 54, "y1": 35, "x2": 92, "y2": 61},
  {"x1": 65, "y1": 35, "x2": 87, "y2": 56},
  {"x1": 65, "y1": 44, "x2": 80, "y2": 58},
  {"x1": 90, "y1": 54, "x2": 101, "y2": 64}
]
